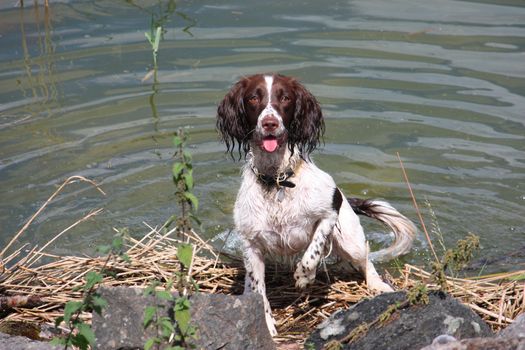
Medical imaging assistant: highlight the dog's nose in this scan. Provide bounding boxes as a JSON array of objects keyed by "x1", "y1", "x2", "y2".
[{"x1": 262, "y1": 116, "x2": 279, "y2": 132}]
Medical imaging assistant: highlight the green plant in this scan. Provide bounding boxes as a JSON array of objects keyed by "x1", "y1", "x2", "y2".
[
  {"x1": 51, "y1": 271, "x2": 102, "y2": 350},
  {"x1": 143, "y1": 126, "x2": 200, "y2": 349},
  {"x1": 143, "y1": 279, "x2": 183, "y2": 350},
  {"x1": 51, "y1": 230, "x2": 130, "y2": 349},
  {"x1": 406, "y1": 282, "x2": 429, "y2": 305},
  {"x1": 140, "y1": 7, "x2": 200, "y2": 335},
  {"x1": 145, "y1": 26, "x2": 162, "y2": 75},
  {"x1": 138, "y1": 0, "x2": 196, "y2": 134},
  {"x1": 304, "y1": 342, "x2": 317, "y2": 350},
  {"x1": 164, "y1": 128, "x2": 200, "y2": 235},
  {"x1": 443, "y1": 233, "x2": 480, "y2": 273},
  {"x1": 170, "y1": 243, "x2": 198, "y2": 349},
  {"x1": 431, "y1": 233, "x2": 480, "y2": 290},
  {"x1": 143, "y1": 243, "x2": 198, "y2": 350}
]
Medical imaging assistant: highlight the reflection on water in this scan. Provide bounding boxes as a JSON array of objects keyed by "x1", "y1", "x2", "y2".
[
  {"x1": 0, "y1": 0, "x2": 524, "y2": 273},
  {"x1": 7, "y1": 2, "x2": 60, "y2": 126}
]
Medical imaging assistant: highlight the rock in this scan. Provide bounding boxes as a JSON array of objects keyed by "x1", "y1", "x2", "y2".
[
  {"x1": 0, "y1": 332, "x2": 61, "y2": 350},
  {"x1": 421, "y1": 336, "x2": 525, "y2": 350},
  {"x1": 499, "y1": 312, "x2": 525, "y2": 339},
  {"x1": 306, "y1": 291, "x2": 492, "y2": 350},
  {"x1": 92, "y1": 286, "x2": 275, "y2": 350}
]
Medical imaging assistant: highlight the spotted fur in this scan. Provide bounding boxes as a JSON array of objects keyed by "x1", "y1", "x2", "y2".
[{"x1": 216, "y1": 74, "x2": 416, "y2": 336}]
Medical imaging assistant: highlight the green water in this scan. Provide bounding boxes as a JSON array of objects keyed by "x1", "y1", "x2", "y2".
[{"x1": 0, "y1": 0, "x2": 524, "y2": 272}]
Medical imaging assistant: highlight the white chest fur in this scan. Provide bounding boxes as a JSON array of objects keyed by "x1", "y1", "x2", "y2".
[{"x1": 234, "y1": 160, "x2": 337, "y2": 256}]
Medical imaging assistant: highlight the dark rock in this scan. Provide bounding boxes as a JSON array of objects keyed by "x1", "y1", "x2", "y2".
[
  {"x1": 306, "y1": 291, "x2": 492, "y2": 350},
  {"x1": 92, "y1": 286, "x2": 275, "y2": 350},
  {"x1": 420, "y1": 336, "x2": 525, "y2": 350},
  {"x1": 0, "y1": 332, "x2": 61, "y2": 350}
]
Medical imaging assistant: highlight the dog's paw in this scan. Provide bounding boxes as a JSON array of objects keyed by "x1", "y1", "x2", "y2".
[
  {"x1": 295, "y1": 275, "x2": 312, "y2": 289},
  {"x1": 368, "y1": 278, "x2": 394, "y2": 293},
  {"x1": 294, "y1": 263, "x2": 315, "y2": 289}
]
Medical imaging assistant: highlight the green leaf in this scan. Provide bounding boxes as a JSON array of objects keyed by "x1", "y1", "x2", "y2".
[
  {"x1": 160, "y1": 317, "x2": 175, "y2": 333},
  {"x1": 175, "y1": 308, "x2": 191, "y2": 335},
  {"x1": 145, "y1": 31, "x2": 153, "y2": 45},
  {"x1": 177, "y1": 243, "x2": 193, "y2": 268},
  {"x1": 102, "y1": 269, "x2": 117, "y2": 279},
  {"x1": 183, "y1": 171, "x2": 194, "y2": 190},
  {"x1": 184, "y1": 192, "x2": 199, "y2": 211},
  {"x1": 174, "y1": 297, "x2": 192, "y2": 335},
  {"x1": 173, "y1": 135, "x2": 183, "y2": 147},
  {"x1": 63, "y1": 301, "x2": 83, "y2": 324},
  {"x1": 97, "y1": 244, "x2": 111, "y2": 255},
  {"x1": 143, "y1": 306, "x2": 157, "y2": 328},
  {"x1": 191, "y1": 278, "x2": 200, "y2": 292},
  {"x1": 91, "y1": 294, "x2": 108, "y2": 315},
  {"x1": 84, "y1": 271, "x2": 103, "y2": 291},
  {"x1": 120, "y1": 253, "x2": 131, "y2": 263},
  {"x1": 71, "y1": 329, "x2": 90, "y2": 350},
  {"x1": 174, "y1": 296, "x2": 191, "y2": 311},
  {"x1": 153, "y1": 26, "x2": 162, "y2": 52},
  {"x1": 172, "y1": 162, "x2": 185, "y2": 178},
  {"x1": 183, "y1": 150, "x2": 192, "y2": 163},
  {"x1": 77, "y1": 323, "x2": 96, "y2": 348},
  {"x1": 54, "y1": 315, "x2": 64, "y2": 327},
  {"x1": 190, "y1": 213, "x2": 202, "y2": 226},
  {"x1": 156, "y1": 290, "x2": 173, "y2": 301},
  {"x1": 163, "y1": 214, "x2": 177, "y2": 229},
  {"x1": 144, "y1": 337, "x2": 159, "y2": 350},
  {"x1": 50, "y1": 337, "x2": 67, "y2": 346},
  {"x1": 112, "y1": 235, "x2": 124, "y2": 251}
]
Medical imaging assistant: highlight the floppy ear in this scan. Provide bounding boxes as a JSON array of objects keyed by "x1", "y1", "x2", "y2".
[
  {"x1": 288, "y1": 80, "x2": 325, "y2": 156},
  {"x1": 216, "y1": 79, "x2": 251, "y2": 157}
]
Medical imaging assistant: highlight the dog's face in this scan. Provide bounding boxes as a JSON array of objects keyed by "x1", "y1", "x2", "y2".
[{"x1": 217, "y1": 74, "x2": 324, "y2": 158}]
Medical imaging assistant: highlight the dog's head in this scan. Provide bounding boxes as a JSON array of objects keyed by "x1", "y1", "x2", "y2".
[{"x1": 217, "y1": 74, "x2": 324, "y2": 158}]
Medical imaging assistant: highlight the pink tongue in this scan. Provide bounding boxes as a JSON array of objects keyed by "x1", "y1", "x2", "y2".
[{"x1": 262, "y1": 139, "x2": 278, "y2": 152}]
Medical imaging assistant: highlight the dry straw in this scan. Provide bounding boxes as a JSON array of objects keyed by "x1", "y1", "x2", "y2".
[{"x1": 0, "y1": 176, "x2": 524, "y2": 345}]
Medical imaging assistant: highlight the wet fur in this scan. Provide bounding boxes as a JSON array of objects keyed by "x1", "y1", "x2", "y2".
[{"x1": 216, "y1": 74, "x2": 416, "y2": 336}]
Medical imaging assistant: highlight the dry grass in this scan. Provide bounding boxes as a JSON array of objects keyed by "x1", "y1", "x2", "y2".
[
  {"x1": 0, "y1": 175, "x2": 523, "y2": 345},
  {"x1": 1, "y1": 224, "x2": 523, "y2": 344}
]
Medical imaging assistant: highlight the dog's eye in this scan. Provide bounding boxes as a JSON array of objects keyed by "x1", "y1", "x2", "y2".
[
  {"x1": 280, "y1": 95, "x2": 291, "y2": 103},
  {"x1": 248, "y1": 96, "x2": 259, "y2": 105}
]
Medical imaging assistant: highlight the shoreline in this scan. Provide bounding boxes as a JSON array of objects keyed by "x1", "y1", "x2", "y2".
[{"x1": 1, "y1": 226, "x2": 523, "y2": 345}]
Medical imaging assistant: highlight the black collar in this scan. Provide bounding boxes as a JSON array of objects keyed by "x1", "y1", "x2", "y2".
[{"x1": 251, "y1": 166, "x2": 296, "y2": 188}]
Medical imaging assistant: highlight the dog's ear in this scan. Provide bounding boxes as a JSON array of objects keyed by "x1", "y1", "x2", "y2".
[
  {"x1": 216, "y1": 79, "x2": 251, "y2": 158},
  {"x1": 288, "y1": 80, "x2": 325, "y2": 156}
]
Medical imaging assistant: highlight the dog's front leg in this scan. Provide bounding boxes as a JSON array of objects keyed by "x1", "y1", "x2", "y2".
[
  {"x1": 242, "y1": 244, "x2": 277, "y2": 336},
  {"x1": 294, "y1": 214, "x2": 337, "y2": 289}
]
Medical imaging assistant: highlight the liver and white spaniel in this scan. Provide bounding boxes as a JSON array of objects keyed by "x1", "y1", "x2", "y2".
[{"x1": 216, "y1": 74, "x2": 416, "y2": 336}]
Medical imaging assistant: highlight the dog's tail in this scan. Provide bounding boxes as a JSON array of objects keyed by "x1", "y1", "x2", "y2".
[{"x1": 348, "y1": 197, "x2": 416, "y2": 262}]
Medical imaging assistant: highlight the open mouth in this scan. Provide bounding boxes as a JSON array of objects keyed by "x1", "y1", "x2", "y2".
[{"x1": 261, "y1": 135, "x2": 279, "y2": 153}]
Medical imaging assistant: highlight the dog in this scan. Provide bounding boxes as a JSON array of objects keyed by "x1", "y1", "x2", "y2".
[{"x1": 216, "y1": 74, "x2": 416, "y2": 336}]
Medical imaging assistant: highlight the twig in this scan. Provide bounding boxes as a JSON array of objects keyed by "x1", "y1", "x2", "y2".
[
  {"x1": 396, "y1": 152, "x2": 439, "y2": 263},
  {"x1": 25, "y1": 208, "x2": 104, "y2": 268},
  {"x1": 1, "y1": 176, "x2": 105, "y2": 260}
]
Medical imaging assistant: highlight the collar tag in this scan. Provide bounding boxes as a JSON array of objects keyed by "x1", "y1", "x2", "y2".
[
  {"x1": 251, "y1": 166, "x2": 296, "y2": 189},
  {"x1": 276, "y1": 187, "x2": 285, "y2": 202}
]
